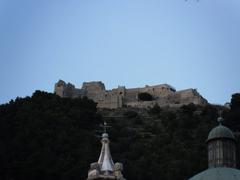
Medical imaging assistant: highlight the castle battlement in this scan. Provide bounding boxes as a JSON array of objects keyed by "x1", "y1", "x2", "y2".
[{"x1": 54, "y1": 80, "x2": 208, "y2": 109}]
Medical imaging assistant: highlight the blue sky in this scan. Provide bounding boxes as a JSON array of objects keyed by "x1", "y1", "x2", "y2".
[{"x1": 0, "y1": 0, "x2": 240, "y2": 105}]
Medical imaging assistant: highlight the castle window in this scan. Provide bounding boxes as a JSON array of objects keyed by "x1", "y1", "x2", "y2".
[{"x1": 119, "y1": 92, "x2": 122, "y2": 95}]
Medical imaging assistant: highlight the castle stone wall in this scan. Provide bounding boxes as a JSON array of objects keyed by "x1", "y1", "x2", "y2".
[{"x1": 54, "y1": 80, "x2": 208, "y2": 109}]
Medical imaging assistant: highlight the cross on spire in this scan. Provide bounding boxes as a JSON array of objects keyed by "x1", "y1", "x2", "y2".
[
  {"x1": 217, "y1": 110, "x2": 224, "y2": 125},
  {"x1": 102, "y1": 121, "x2": 111, "y2": 134},
  {"x1": 104, "y1": 121, "x2": 107, "y2": 133}
]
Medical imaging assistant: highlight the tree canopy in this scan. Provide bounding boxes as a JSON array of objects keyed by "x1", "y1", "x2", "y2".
[
  {"x1": 138, "y1": 92, "x2": 153, "y2": 101},
  {"x1": 0, "y1": 91, "x2": 239, "y2": 180}
]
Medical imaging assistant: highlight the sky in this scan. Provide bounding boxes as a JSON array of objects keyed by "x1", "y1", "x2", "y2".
[{"x1": 0, "y1": 0, "x2": 240, "y2": 105}]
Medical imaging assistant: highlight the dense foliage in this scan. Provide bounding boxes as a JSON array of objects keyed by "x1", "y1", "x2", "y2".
[
  {"x1": 0, "y1": 91, "x2": 240, "y2": 180},
  {"x1": 225, "y1": 93, "x2": 240, "y2": 131},
  {"x1": 138, "y1": 92, "x2": 153, "y2": 101},
  {"x1": 0, "y1": 91, "x2": 101, "y2": 180}
]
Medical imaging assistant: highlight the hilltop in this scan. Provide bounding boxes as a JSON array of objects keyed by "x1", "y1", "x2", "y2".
[
  {"x1": 0, "y1": 91, "x2": 240, "y2": 180},
  {"x1": 54, "y1": 80, "x2": 208, "y2": 109}
]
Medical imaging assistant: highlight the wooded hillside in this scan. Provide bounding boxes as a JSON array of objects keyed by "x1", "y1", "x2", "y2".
[{"x1": 0, "y1": 91, "x2": 239, "y2": 180}]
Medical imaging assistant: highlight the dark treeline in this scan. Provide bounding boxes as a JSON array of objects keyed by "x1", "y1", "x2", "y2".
[{"x1": 0, "y1": 91, "x2": 240, "y2": 180}]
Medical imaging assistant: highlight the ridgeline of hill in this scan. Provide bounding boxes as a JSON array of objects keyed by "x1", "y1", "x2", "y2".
[{"x1": 0, "y1": 91, "x2": 240, "y2": 180}]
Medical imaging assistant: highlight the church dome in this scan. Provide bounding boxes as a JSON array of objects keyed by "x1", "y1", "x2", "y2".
[
  {"x1": 207, "y1": 117, "x2": 235, "y2": 142},
  {"x1": 189, "y1": 116, "x2": 238, "y2": 180},
  {"x1": 189, "y1": 167, "x2": 240, "y2": 180}
]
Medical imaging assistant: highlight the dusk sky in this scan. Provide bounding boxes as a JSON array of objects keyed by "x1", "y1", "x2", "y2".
[{"x1": 0, "y1": 0, "x2": 240, "y2": 105}]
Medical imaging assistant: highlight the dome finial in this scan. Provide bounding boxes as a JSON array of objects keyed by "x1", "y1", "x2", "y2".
[
  {"x1": 217, "y1": 110, "x2": 224, "y2": 125},
  {"x1": 104, "y1": 121, "x2": 107, "y2": 133},
  {"x1": 102, "y1": 121, "x2": 111, "y2": 138}
]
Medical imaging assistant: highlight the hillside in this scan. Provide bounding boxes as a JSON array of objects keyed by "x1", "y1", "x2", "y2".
[{"x1": 0, "y1": 91, "x2": 240, "y2": 180}]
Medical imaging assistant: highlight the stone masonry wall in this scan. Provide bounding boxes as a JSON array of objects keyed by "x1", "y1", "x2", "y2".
[{"x1": 54, "y1": 80, "x2": 208, "y2": 109}]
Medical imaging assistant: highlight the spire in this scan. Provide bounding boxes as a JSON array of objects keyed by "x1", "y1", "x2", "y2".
[
  {"x1": 97, "y1": 122, "x2": 114, "y2": 174},
  {"x1": 87, "y1": 121, "x2": 126, "y2": 180}
]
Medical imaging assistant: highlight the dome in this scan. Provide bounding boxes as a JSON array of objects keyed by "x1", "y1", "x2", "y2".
[
  {"x1": 207, "y1": 124, "x2": 235, "y2": 142},
  {"x1": 189, "y1": 167, "x2": 240, "y2": 180}
]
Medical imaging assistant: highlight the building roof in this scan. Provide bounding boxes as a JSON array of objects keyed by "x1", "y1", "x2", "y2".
[
  {"x1": 87, "y1": 121, "x2": 126, "y2": 180},
  {"x1": 98, "y1": 133, "x2": 115, "y2": 173},
  {"x1": 189, "y1": 167, "x2": 240, "y2": 180},
  {"x1": 207, "y1": 117, "x2": 235, "y2": 142}
]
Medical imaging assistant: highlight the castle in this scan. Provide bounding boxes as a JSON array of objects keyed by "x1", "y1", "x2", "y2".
[{"x1": 54, "y1": 80, "x2": 208, "y2": 109}]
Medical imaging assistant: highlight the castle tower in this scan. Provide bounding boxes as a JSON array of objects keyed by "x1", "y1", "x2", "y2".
[
  {"x1": 189, "y1": 115, "x2": 240, "y2": 180},
  {"x1": 54, "y1": 80, "x2": 76, "y2": 98},
  {"x1": 87, "y1": 122, "x2": 126, "y2": 180},
  {"x1": 54, "y1": 80, "x2": 66, "y2": 97}
]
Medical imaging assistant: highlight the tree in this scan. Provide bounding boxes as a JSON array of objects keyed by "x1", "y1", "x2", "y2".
[
  {"x1": 148, "y1": 103, "x2": 161, "y2": 115},
  {"x1": 230, "y1": 93, "x2": 240, "y2": 110},
  {"x1": 1, "y1": 91, "x2": 239, "y2": 180},
  {"x1": 0, "y1": 91, "x2": 101, "y2": 180},
  {"x1": 138, "y1": 92, "x2": 153, "y2": 101},
  {"x1": 225, "y1": 93, "x2": 240, "y2": 131}
]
